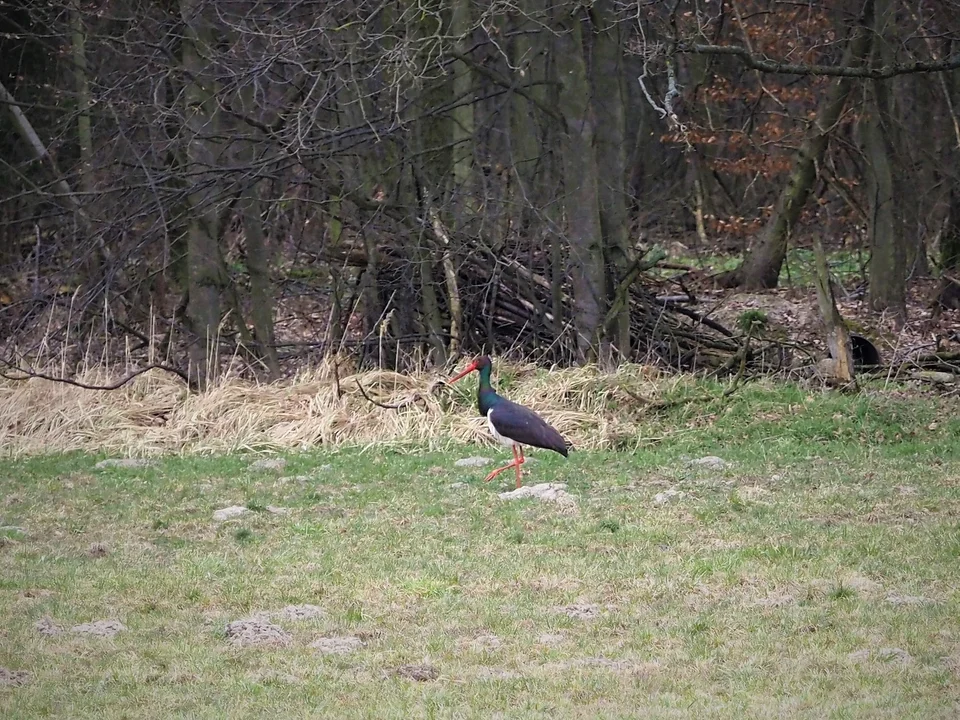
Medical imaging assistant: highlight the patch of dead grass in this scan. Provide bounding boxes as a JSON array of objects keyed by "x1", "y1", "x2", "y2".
[{"x1": 0, "y1": 360, "x2": 667, "y2": 456}]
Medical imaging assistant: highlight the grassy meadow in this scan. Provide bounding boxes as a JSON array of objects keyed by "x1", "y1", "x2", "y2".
[{"x1": 1, "y1": 368, "x2": 959, "y2": 718}]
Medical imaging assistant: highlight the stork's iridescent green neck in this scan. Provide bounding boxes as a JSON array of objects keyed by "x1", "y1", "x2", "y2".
[
  {"x1": 475, "y1": 363, "x2": 499, "y2": 415},
  {"x1": 446, "y1": 355, "x2": 500, "y2": 415}
]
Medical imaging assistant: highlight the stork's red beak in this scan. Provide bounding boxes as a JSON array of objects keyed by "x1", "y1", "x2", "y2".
[{"x1": 447, "y1": 360, "x2": 478, "y2": 384}]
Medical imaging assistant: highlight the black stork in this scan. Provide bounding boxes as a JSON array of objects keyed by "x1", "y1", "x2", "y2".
[{"x1": 447, "y1": 355, "x2": 569, "y2": 488}]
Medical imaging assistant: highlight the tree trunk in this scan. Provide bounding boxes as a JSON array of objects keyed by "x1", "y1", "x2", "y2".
[
  {"x1": 240, "y1": 188, "x2": 280, "y2": 378},
  {"x1": 181, "y1": 0, "x2": 224, "y2": 388},
  {"x1": 509, "y1": 0, "x2": 547, "y2": 197},
  {"x1": 71, "y1": 3, "x2": 93, "y2": 199},
  {"x1": 0, "y1": 80, "x2": 87, "y2": 222},
  {"x1": 590, "y1": 0, "x2": 632, "y2": 361},
  {"x1": 864, "y1": 0, "x2": 906, "y2": 319},
  {"x1": 416, "y1": 238, "x2": 447, "y2": 365},
  {"x1": 723, "y1": 0, "x2": 875, "y2": 290},
  {"x1": 235, "y1": 81, "x2": 280, "y2": 379},
  {"x1": 554, "y1": 5, "x2": 605, "y2": 362},
  {"x1": 449, "y1": 0, "x2": 475, "y2": 220},
  {"x1": 937, "y1": 56, "x2": 960, "y2": 308},
  {"x1": 938, "y1": 186, "x2": 960, "y2": 309},
  {"x1": 70, "y1": 2, "x2": 103, "y2": 286}
]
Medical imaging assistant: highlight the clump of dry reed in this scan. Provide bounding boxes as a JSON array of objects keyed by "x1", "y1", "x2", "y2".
[{"x1": 0, "y1": 358, "x2": 674, "y2": 457}]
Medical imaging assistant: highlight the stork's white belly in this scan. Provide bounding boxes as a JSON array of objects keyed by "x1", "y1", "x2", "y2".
[{"x1": 487, "y1": 409, "x2": 518, "y2": 447}]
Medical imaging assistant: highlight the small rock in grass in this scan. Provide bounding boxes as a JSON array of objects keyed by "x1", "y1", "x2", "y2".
[
  {"x1": 225, "y1": 618, "x2": 290, "y2": 647},
  {"x1": 498, "y1": 483, "x2": 576, "y2": 509},
  {"x1": 250, "y1": 458, "x2": 287, "y2": 472},
  {"x1": 554, "y1": 603, "x2": 600, "y2": 620},
  {"x1": 392, "y1": 663, "x2": 439, "y2": 681},
  {"x1": 71, "y1": 619, "x2": 126, "y2": 638},
  {"x1": 310, "y1": 636, "x2": 364, "y2": 655},
  {"x1": 34, "y1": 616, "x2": 63, "y2": 636},
  {"x1": 274, "y1": 604, "x2": 325, "y2": 621},
  {"x1": 455, "y1": 456, "x2": 492, "y2": 468},
  {"x1": 653, "y1": 488, "x2": 684, "y2": 506},
  {"x1": 689, "y1": 456, "x2": 728, "y2": 470},
  {"x1": 878, "y1": 647, "x2": 913, "y2": 663},
  {"x1": 87, "y1": 542, "x2": 109, "y2": 558},
  {"x1": 885, "y1": 594, "x2": 931, "y2": 606},
  {"x1": 0, "y1": 668, "x2": 30, "y2": 687},
  {"x1": 94, "y1": 458, "x2": 154, "y2": 470},
  {"x1": 213, "y1": 505, "x2": 248, "y2": 522}
]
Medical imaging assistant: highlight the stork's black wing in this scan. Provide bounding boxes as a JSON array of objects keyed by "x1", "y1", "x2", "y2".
[{"x1": 489, "y1": 398, "x2": 569, "y2": 456}]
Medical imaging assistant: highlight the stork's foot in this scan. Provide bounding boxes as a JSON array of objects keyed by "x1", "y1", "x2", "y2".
[{"x1": 484, "y1": 446, "x2": 526, "y2": 487}]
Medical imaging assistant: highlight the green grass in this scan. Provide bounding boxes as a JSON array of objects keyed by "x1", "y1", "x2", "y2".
[
  {"x1": 667, "y1": 247, "x2": 864, "y2": 289},
  {"x1": 1, "y1": 383, "x2": 959, "y2": 718}
]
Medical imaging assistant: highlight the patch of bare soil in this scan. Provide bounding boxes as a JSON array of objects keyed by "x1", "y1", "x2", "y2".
[
  {"x1": 459, "y1": 633, "x2": 502, "y2": 652},
  {"x1": 225, "y1": 618, "x2": 290, "y2": 647},
  {"x1": 86, "y1": 542, "x2": 109, "y2": 558},
  {"x1": 472, "y1": 666, "x2": 522, "y2": 680},
  {"x1": 34, "y1": 616, "x2": 63, "y2": 636},
  {"x1": 310, "y1": 636, "x2": 364, "y2": 655},
  {"x1": 535, "y1": 633, "x2": 567, "y2": 646},
  {"x1": 886, "y1": 593, "x2": 933, "y2": 606},
  {"x1": 94, "y1": 458, "x2": 155, "y2": 469},
  {"x1": 848, "y1": 647, "x2": 913, "y2": 664},
  {"x1": 273, "y1": 604, "x2": 325, "y2": 621},
  {"x1": 542, "y1": 657, "x2": 661, "y2": 676},
  {"x1": 752, "y1": 590, "x2": 797, "y2": 609},
  {"x1": 246, "y1": 669, "x2": 301, "y2": 685},
  {"x1": 18, "y1": 589, "x2": 54, "y2": 601},
  {"x1": 391, "y1": 663, "x2": 440, "y2": 681},
  {"x1": 71, "y1": 619, "x2": 126, "y2": 638},
  {"x1": 0, "y1": 667, "x2": 30, "y2": 687},
  {"x1": 553, "y1": 603, "x2": 615, "y2": 620},
  {"x1": 249, "y1": 458, "x2": 287, "y2": 472}
]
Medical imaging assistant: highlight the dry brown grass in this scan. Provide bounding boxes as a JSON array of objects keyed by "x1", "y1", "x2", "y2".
[{"x1": 0, "y1": 358, "x2": 672, "y2": 457}]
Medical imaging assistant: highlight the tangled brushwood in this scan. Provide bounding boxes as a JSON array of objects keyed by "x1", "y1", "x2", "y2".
[{"x1": 0, "y1": 360, "x2": 681, "y2": 457}]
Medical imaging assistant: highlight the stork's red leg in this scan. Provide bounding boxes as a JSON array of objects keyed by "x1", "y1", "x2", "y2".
[
  {"x1": 483, "y1": 445, "x2": 526, "y2": 486},
  {"x1": 483, "y1": 459, "x2": 515, "y2": 483},
  {"x1": 514, "y1": 445, "x2": 526, "y2": 488}
]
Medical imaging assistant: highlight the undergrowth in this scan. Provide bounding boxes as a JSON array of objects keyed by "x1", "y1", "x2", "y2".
[{"x1": 1, "y1": 359, "x2": 957, "y2": 461}]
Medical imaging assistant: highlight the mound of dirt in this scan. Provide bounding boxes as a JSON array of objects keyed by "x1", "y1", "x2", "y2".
[
  {"x1": 0, "y1": 668, "x2": 30, "y2": 687},
  {"x1": 225, "y1": 618, "x2": 290, "y2": 647},
  {"x1": 553, "y1": 603, "x2": 602, "y2": 620},
  {"x1": 71, "y1": 619, "x2": 126, "y2": 638},
  {"x1": 392, "y1": 663, "x2": 439, "y2": 681},
  {"x1": 34, "y1": 616, "x2": 63, "y2": 636}
]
